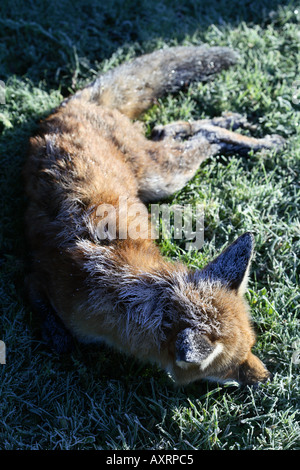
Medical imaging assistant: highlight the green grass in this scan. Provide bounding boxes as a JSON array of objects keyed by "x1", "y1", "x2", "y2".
[{"x1": 0, "y1": 0, "x2": 299, "y2": 450}]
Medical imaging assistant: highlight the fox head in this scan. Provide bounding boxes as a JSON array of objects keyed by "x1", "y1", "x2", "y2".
[{"x1": 167, "y1": 232, "x2": 271, "y2": 387}]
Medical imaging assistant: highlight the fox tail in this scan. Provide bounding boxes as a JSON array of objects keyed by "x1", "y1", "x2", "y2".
[{"x1": 73, "y1": 45, "x2": 239, "y2": 118}]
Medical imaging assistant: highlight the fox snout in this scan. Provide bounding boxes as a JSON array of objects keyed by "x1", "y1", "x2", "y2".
[{"x1": 225, "y1": 352, "x2": 271, "y2": 387}]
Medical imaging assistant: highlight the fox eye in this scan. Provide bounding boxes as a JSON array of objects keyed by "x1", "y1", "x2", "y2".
[
  {"x1": 175, "y1": 328, "x2": 214, "y2": 365},
  {"x1": 175, "y1": 328, "x2": 224, "y2": 371}
]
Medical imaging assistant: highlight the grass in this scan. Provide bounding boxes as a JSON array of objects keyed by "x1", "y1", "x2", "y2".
[{"x1": 0, "y1": 0, "x2": 299, "y2": 451}]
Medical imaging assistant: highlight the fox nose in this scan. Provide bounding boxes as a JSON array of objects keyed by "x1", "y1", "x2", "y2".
[
  {"x1": 236, "y1": 352, "x2": 272, "y2": 387},
  {"x1": 260, "y1": 369, "x2": 273, "y2": 384},
  {"x1": 241, "y1": 370, "x2": 273, "y2": 389},
  {"x1": 264, "y1": 371, "x2": 273, "y2": 385}
]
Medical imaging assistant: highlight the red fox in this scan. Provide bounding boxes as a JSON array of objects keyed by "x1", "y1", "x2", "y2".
[{"x1": 24, "y1": 46, "x2": 284, "y2": 386}]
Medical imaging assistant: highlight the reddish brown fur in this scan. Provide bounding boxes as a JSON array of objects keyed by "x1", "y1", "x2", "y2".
[{"x1": 23, "y1": 46, "x2": 277, "y2": 386}]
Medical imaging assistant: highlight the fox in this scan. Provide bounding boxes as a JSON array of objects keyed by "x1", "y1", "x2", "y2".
[{"x1": 23, "y1": 45, "x2": 284, "y2": 387}]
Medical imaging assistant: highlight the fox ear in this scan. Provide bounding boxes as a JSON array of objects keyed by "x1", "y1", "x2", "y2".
[
  {"x1": 175, "y1": 328, "x2": 222, "y2": 370},
  {"x1": 198, "y1": 232, "x2": 254, "y2": 294}
]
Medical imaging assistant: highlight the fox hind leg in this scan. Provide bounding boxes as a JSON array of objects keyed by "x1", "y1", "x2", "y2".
[
  {"x1": 150, "y1": 112, "x2": 254, "y2": 140},
  {"x1": 138, "y1": 114, "x2": 284, "y2": 202},
  {"x1": 185, "y1": 121, "x2": 285, "y2": 156},
  {"x1": 151, "y1": 112, "x2": 285, "y2": 154}
]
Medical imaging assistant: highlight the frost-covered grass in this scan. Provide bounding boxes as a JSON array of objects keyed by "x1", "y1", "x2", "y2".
[{"x1": 0, "y1": 0, "x2": 299, "y2": 450}]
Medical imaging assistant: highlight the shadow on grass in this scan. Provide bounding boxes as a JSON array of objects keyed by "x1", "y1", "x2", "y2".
[
  {"x1": 0, "y1": 0, "x2": 298, "y2": 450},
  {"x1": 0, "y1": 0, "x2": 296, "y2": 380},
  {"x1": 0, "y1": 0, "x2": 296, "y2": 92}
]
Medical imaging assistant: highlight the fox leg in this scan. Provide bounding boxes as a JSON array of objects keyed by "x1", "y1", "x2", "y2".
[
  {"x1": 150, "y1": 112, "x2": 257, "y2": 140},
  {"x1": 151, "y1": 112, "x2": 285, "y2": 152},
  {"x1": 138, "y1": 115, "x2": 284, "y2": 202},
  {"x1": 26, "y1": 274, "x2": 74, "y2": 354}
]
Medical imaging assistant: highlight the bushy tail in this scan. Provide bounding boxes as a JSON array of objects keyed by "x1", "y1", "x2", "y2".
[{"x1": 75, "y1": 46, "x2": 239, "y2": 118}]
